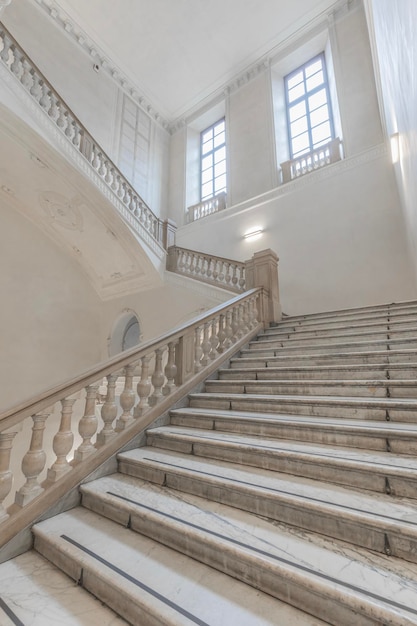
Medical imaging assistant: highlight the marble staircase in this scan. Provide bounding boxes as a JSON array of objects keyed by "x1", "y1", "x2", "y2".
[{"x1": 2, "y1": 300, "x2": 417, "y2": 624}]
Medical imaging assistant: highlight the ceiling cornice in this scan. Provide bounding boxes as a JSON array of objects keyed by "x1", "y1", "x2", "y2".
[{"x1": 30, "y1": 0, "x2": 361, "y2": 135}]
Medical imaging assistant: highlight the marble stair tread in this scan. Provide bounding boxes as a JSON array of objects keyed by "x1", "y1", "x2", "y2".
[
  {"x1": 204, "y1": 378, "x2": 417, "y2": 398},
  {"x1": 232, "y1": 348, "x2": 417, "y2": 367},
  {"x1": 32, "y1": 507, "x2": 314, "y2": 626},
  {"x1": 256, "y1": 328, "x2": 417, "y2": 345},
  {"x1": 219, "y1": 363, "x2": 417, "y2": 380},
  {"x1": 146, "y1": 425, "x2": 417, "y2": 476},
  {"x1": 187, "y1": 391, "x2": 417, "y2": 421},
  {"x1": 280, "y1": 302, "x2": 417, "y2": 323},
  {"x1": 268, "y1": 313, "x2": 417, "y2": 332},
  {"x1": 0, "y1": 550, "x2": 128, "y2": 625},
  {"x1": 78, "y1": 473, "x2": 417, "y2": 625},
  {"x1": 263, "y1": 318, "x2": 417, "y2": 337},
  {"x1": 245, "y1": 336, "x2": 417, "y2": 354}
]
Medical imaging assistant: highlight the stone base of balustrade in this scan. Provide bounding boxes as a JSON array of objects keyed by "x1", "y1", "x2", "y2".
[
  {"x1": 15, "y1": 485, "x2": 44, "y2": 508},
  {"x1": 73, "y1": 447, "x2": 95, "y2": 464},
  {"x1": 116, "y1": 417, "x2": 135, "y2": 431},
  {"x1": 46, "y1": 465, "x2": 71, "y2": 483},
  {"x1": 96, "y1": 431, "x2": 118, "y2": 447}
]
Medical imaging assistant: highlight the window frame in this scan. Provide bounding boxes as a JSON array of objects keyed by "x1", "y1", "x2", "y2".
[
  {"x1": 284, "y1": 53, "x2": 335, "y2": 160},
  {"x1": 199, "y1": 117, "x2": 227, "y2": 202}
]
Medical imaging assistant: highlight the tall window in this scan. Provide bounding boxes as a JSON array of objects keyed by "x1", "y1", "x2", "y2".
[
  {"x1": 285, "y1": 54, "x2": 334, "y2": 159},
  {"x1": 119, "y1": 95, "x2": 151, "y2": 197},
  {"x1": 200, "y1": 118, "x2": 226, "y2": 201}
]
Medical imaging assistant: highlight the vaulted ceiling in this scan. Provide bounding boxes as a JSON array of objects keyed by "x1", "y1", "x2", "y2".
[{"x1": 46, "y1": 0, "x2": 337, "y2": 121}]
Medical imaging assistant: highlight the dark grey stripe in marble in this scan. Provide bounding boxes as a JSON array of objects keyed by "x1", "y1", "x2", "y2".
[
  {"x1": 61, "y1": 534, "x2": 210, "y2": 626},
  {"x1": 0, "y1": 597, "x2": 24, "y2": 626},
  {"x1": 107, "y1": 490, "x2": 417, "y2": 617}
]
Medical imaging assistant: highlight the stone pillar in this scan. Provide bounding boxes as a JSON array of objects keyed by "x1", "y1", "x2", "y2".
[
  {"x1": 245, "y1": 249, "x2": 282, "y2": 325},
  {"x1": 162, "y1": 219, "x2": 177, "y2": 250}
]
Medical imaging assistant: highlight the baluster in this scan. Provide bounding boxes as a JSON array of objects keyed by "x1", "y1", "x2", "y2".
[
  {"x1": 117, "y1": 176, "x2": 124, "y2": 198},
  {"x1": 20, "y1": 59, "x2": 33, "y2": 90},
  {"x1": 243, "y1": 300, "x2": 251, "y2": 333},
  {"x1": 225, "y1": 262, "x2": 232, "y2": 285},
  {"x1": 92, "y1": 146, "x2": 100, "y2": 169},
  {"x1": 224, "y1": 310, "x2": 234, "y2": 349},
  {"x1": 135, "y1": 355, "x2": 152, "y2": 417},
  {"x1": 194, "y1": 255, "x2": 202, "y2": 275},
  {"x1": 217, "y1": 313, "x2": 227, "y2": 353},
  {"x1": 117, "y1": 364, "x2": 137, "y2": 430},
  {"x1": 201, "y1": 322, "x2": 211, "y2": 366},
  {"x1": 72, "y1": 125, "x2": 81, "y2": 148},
  {"x1": 193, "y1": 326, "x2": 203, "y2": 372},
  {"x1": 149, "y1": 348, "x2": 165, "y2": 406},
  {"x1": 200, "y1": 257, "x2": 207, "y2": 276},
  {"x1": 0, "y1": 427, "x2": 19, "y2": 522},
  {"x1": 111, "y1": 168, "x2": 118, "y2": 191},
  {"x1": 48, "y1": 93, "x2": 59, "y2": 121},
  {"x1": 74, "y1": 383, "x2": 99, "y2": 462},
  {"x1": 65, "y1": 117, "x2": 75, "y2": 141},
  {"x1": 98, "y1": 154, "x2": 106, "y2": 176},
  {"x1": 231, "y1": 264, "x2": 238, "y2": 286},
  {"x1": 0, "y1": 34, "x2": 11, "y2": 64},
  {"x1": 15, "y1": 412, "x2": 49, "y2": 507},
  {"x1": 206, "y1": 258, "x2": 213, "y2": 278},
  {"x1": 163, "y1": 342, "x2": 177, "y2": 395},
  {"x1": 123, "y1": 184, "x2": 129, "y2": 205},
  {"x1": 209, "y1": 318, "x2": 219, "y2": 359},
  {"x1": 56, "y1": 103, "x2": 67, "y2": 129},
  {"x1": 129, "y1": 193, "x2": 136, "y2": 213},
  {"x1": 238, "y1": 267, "x2": 246, "y2": 290},
  {"x1": 236, "y1": 304, "x2": 245, "y2": 339},
  {"x1": 212, "y1": 260, "x2": 219, "y2": 280},
  {"x1": 97, "y1": 374, "x2": 118, "y2": 446},
  {"x1": 10, "y1": 45, "x2": 23, "y2": 78},
  {"x1": 231, "y1": 306, "x2": 240, "y2": 341},
  {"x1": 250, "y1": 295, "x2": 259, "y2": 328},
  {"x1": 39, "y1": 82, "x2": 51, "y2": 111},
  {"x1": 29, "y1": 73, "x2": 42, "y2": 102},
  {"x1": 218, "y1": 261, "x2": 225, "y2": 283},
  {"x1": 104, "y1": 161, "x2": 112, "y2": 184},
  {"x1": 178, "y1": 250, "x2": 185, "y2": 271},
  {"x1": 47, "y1": 397, "x2": 76, "y2": 482}
]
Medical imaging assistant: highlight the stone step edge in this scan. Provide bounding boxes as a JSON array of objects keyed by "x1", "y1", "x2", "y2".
[
  {"x1": 281, "y1": 301, "x2": 417, "y2": 322},
  {"x1": 222, "y1": 363, "x2": 417, "y2": 373},
  {"x1": 207, "y1": 379, "x2": 417, "y2": 387},
  {"x1": 259, "y1": 327, "x2": 417, "y2": 341},
  {"x1": 264, "y1": 319, "x2": 417, "y2": 335},
  {"x1": 78, "y1": 481, "x2": 417, "y2": 626},
  {"x1": 233, "y1": 348, "x2": 417, "y2": 362},
  {"x1": 146, "y1": 426, "x2": 417, "y2": 482},
  {"x1": 246, "y1": 337, "x2": 417, "y2": 352}
]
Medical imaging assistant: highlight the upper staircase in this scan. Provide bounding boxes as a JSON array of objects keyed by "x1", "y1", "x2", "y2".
[{"x1": 2, "y1": 300, "x2": 417, "y2": 624}]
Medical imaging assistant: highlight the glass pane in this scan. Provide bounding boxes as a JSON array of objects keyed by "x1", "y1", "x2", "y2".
[
  {"x1": 289, "y1": 101, "x2": 306, "y2": 122},
  {"x1": 312, "y1": 121, "x2": 331, "y2": 146},
  {"x1": 306, "y1": 70, "x2": 324, "y2": 91},
  {"x1": 292, "y1": 132, "x2": 310, "y2": 155},
  {"x1": 214, "y1": 132, "x2": 225, "y2": 148},
  {"x1": 214, "y1": 146, "x2": 226, "y2": 163},
  {"x1": 290, "y1": 116, "x2": 308, "y2": 138},
  {"x1": 202, "y1": 129, "x2": 213, "y2": 143},
  {"x1": 202, "y1": 168, "x2": 212, "y2": 184},
  {"x1": 287, "y1": 71, "x2": 303, "y2": 90},
  {"x1": 202, "y1": 139, "x2": 213, "y2": 154},
  {"x1": 215, "y1": 161, "x2": 226, "y2": 177},
  {"x1": 202, "y1": 182, "x2": 213, "y2": 199},
  {"x1": 214, "y1": 120, "x2": 225, "y2": 135},
  {"x1": 288, "y1": 81, "x2": 305, "y2": 103},
  {"x1": 202, "y1": 154, "x2": 213, "y2": 170},
  {"x1": 308, "y1": 88, "x2": 327, "y2": 111},
  {"x1": 305, "y1": 58, "x2": 322, "y2": 78},
  {"x1": 310, "y1": 104, "x2": 329, "y2": 128},
  {"x1": 214, "y1": 174, "x2": 226, "y2": 193}
]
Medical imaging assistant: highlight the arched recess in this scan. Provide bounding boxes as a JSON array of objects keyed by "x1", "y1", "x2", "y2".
[{"x1": 108, "y1": 309, "x2": 142, "y2": 357}]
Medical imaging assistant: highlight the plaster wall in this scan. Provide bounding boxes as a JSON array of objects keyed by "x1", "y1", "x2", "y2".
[
  {"x1": 176, "y1": 149, "x2": 416, "y2": 315},
  {"x1": 366, "y1": 0, "x2": 417, "y2": 284}
]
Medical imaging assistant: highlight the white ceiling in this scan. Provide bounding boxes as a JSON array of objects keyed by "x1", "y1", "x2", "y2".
[{"x1": 51, "y1": 0, "x2": 338, "y2": 121}]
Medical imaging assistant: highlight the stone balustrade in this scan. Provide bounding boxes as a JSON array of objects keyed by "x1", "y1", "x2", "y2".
[
  {"x1": 0, "y1": 288, "x2": 266, "y2": 546},
  {"x1": 280, "y1": 138, "x2": 342, "y2": 184},
  {"x1": 0, "y1": 23, "x2": 166, "y2": 251},
  {"x1": 186, "y1": 192, "x2": 227, "y2": 224},
  {"x1": 167, "y1": 246, "x2": 246, "y2": 293}
]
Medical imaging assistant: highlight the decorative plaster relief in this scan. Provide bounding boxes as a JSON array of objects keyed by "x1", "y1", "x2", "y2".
[{"x1": 39, "y1": 191, "x2": 84, "y2": 231}]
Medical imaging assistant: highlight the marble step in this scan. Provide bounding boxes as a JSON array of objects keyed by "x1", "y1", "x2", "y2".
[
  {"x1": 146, "y1": 425, "x2": 417, "y2": 496},
  {"x1": 0, "y1": 550, "x2": 129, "y2": 625},
  {"x1": 281, "y1": 301, "x2": 417, "y2": 323},
  {"x1": 117, "y1": 447, "x2": 417, "y2": 563},
  {"x1": 78, "y1": 473, "x2": 417, "y2": 626},
  {"x1": 170, "y1": 406, "x2": 417, "y2": 454},
  {"x1": 188, "y1": 392, "x2": 417, "y2": 421},
  {"x1": 220, "y1": 363, "x2": 417, "y2": 381},
  {"x1": 231, "y1": 348, "x2": 417, "y2": 368},
  {"x1": 274, "y1": 309, "x2": 417, "y2": 331},
  {"x1": 245, "y1": 336, "x2": 417, "y2": 355},
  {"x1": 256, "y1": 327, "x2": 417, "y2": 345},
  {"x1": 31, "y1": 506, "x2": 316, "y2": 626},
  {"x1": 205, "y1": 378, "x2": 417, "y2": 398},
  {"x1": 263, "y1": 317, "x2": 417, "y2": 337}
]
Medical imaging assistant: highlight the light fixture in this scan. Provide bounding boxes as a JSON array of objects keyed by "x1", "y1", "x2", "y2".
[
  {"x1": 390, "y1": 133, "x2": 400, "y2": 164},
  {"x1": 243, "y1": 228, "x2": 264, "y2": 240}
]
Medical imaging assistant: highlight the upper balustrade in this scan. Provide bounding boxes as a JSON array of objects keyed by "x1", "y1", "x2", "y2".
[
  {"x1": 280, "y1": 138, "x2": 342, "y2": 184},
  {"x1": 186, "y1": 191, "x2": 227, "y2": 224},
  {"x1": 0, "y1": 23, "x2": 167, "y2": 252}
]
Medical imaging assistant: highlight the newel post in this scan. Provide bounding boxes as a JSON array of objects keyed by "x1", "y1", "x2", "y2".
[
  {"x1": 245, "y1": 249, "x2": 282, "y2": 326},
  {"x1": 162, "y1": 219, "x2": 177, "y2": 250},
  {"x1": 175, "y1": 329, "x2": 195, "y2": 385}
]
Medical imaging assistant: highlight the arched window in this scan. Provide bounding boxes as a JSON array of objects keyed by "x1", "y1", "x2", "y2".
[{"x1": 108, "y1": 310, "x2": 141, "y2": 356}]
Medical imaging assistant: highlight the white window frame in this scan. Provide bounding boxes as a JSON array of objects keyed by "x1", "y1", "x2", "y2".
[{"x1": 200, "y1": 118, "x2": 227, "y2": 202}]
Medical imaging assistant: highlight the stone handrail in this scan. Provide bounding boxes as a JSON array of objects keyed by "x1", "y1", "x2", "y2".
[
  {"x1": 0, "y1": 22, "x2": 166, "y2": 251},
  {"x1": 186, "y1": 191, "x2": 227, "y2": 224},
  {"x1": 167, "y1": 246, "x2": 246, "y2": 293},
  {"x1": 0, "y1": 288, "x2": 266, "y2": 550},
  {"x1": 280, "y1": 138, "x2": 342, "y2": 183}
]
